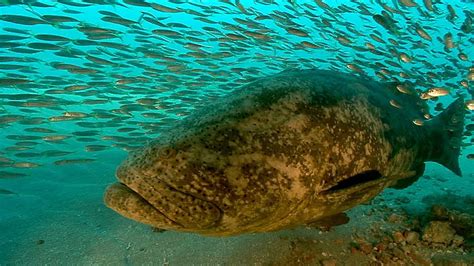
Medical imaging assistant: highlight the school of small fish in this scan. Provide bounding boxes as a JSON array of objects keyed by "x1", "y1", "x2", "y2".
[{"x1": 0, "y1": 0, "x2": 473, "y2": 190}]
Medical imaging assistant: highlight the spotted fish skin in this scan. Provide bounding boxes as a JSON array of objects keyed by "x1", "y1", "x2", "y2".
[{"x1": 104, "y1": 69, "x2": 465, "y2": 236}]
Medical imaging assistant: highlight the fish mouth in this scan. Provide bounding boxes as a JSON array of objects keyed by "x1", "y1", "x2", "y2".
[
  {"x1": 104, "y1": 163, "x2": 222, "y2": 231},
  {"x1": 104, "y1": 182, "x2": 184, "y2": 230},
  {"x1": 320, "y1": 170, "x2": 385, "y2": 195}
]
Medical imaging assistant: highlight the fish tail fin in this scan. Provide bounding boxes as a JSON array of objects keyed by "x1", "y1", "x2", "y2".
[{"x1": 428, "y1": 97, "x2": 465, "y2": 176}]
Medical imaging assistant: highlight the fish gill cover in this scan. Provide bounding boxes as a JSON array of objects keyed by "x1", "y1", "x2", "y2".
[{"x1": 0, "y1": 0, "x2": 473, "y2": 264}]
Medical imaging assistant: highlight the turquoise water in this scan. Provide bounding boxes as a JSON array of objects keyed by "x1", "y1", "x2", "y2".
[{"x1": 0, "y1": 0, "x2": 473, "y2": 264}]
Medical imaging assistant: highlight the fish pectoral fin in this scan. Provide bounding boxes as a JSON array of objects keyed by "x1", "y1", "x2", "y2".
[
  {"x1": 305, "y1": 212, "x2": 350, "y2": 231},
  {"x1": 389, "y1": 163, "x2": 425, "y2": 189}
]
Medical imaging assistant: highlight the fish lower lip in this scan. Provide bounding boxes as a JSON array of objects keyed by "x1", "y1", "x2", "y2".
[{"x1": 104, "y1": 182, "x2": 183, "y2": 229}]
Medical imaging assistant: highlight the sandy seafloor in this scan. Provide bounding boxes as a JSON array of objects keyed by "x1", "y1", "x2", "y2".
[{"x1": 1, "y1": 149, "x2": 473, "y2": 265}]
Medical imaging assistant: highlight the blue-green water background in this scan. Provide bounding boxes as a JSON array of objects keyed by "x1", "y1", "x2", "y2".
[{"x1": 0, "y1": 0, "x2": 473, "y2": 263}]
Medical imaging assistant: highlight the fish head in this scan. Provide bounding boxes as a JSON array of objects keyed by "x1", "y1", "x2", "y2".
[
  {"x1": 104, "y1": 138, "x2": 225, "y2": 234},
  {"x1": 104, "y1": 120, "x2": 317, "y2": 236}
]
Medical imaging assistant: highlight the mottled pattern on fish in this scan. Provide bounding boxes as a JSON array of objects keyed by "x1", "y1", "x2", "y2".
[{"x1": 105, "y1": 70, "x2": 465, "y2": 236}]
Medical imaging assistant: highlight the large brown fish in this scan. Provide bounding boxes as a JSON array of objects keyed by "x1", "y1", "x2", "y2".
[{"x1": 104, "y1": 69, "x2": 465, "y2": 236}]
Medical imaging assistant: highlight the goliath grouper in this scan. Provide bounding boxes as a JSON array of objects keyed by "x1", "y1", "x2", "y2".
[{"x1": 104, "y1": 69, "x2": 465, "y2": 236}]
